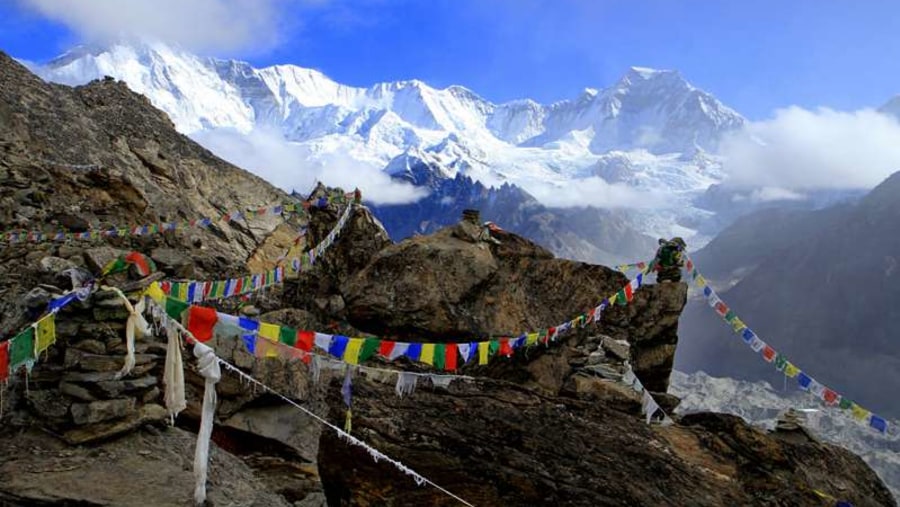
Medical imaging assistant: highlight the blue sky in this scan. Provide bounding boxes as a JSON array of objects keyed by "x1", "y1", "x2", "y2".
[{"x1": 1, "y1": 0, "x2": 898, "y2": 119}]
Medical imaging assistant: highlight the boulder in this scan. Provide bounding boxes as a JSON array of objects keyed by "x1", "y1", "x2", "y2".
[{"x1": 70, "y1": 398, "x2": 136, "y2": 425}]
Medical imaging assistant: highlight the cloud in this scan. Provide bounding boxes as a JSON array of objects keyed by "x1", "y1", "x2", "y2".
[
  {"x1": 17, "y1": 0, "x2": 305, "y2": 53},
  {"x1": 522, "y1": 177, "x2": 667, "y2": 210},
  {"x1": 721, "y1": 107, "x2": 900, "y2": 191},
  {"x1": 190, "y1": 127, "x2": 428, "y2": 205}
]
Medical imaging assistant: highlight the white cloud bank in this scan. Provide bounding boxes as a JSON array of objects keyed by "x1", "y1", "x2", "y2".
[
  {"x1": 18, "y1": 0, "x2": 296, "y2": 53},
  {"x1": 722, "y1": 106, "x2": 900, "y2": 191},
  {"x1": 191, "y1": 128, "x2": 428, "y2": 205},
  {"x1": 524, "y1": 177, "x2": 667, "y2": 210}
]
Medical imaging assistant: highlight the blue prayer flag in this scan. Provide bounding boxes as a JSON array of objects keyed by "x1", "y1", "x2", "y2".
[
  {"x1": 405, "y1": 343, "x2": 422, "y2": 361},
  {"x1": 869, "y1": 415, "x2": 888, "y2": 434},
  {"x1": 329, "y1": 335, "x2": 349, "y2": 358},
  {"x1": 797, "y1": 372, "x2": 813, "y2": 390}
]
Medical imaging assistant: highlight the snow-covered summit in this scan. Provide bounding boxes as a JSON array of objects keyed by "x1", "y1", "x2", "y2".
[{"x1": 32, "y1": 40, "x2": 744, "y2": 243}]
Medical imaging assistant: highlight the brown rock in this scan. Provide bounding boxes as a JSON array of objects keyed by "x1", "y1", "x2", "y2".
[{"x1": 71, "y1": 398, "x2": 136, "y2": 425}]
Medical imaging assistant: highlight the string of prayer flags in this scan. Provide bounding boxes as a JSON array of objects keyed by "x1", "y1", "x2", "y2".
[
  {"x1": 683, "y1": 251, "x2": 890, "y2": 435},
  {"x1": 1, "y1": 190, "x2": 356, "y2": 246},
  {"x1": 161, "y1": 200, "x2": 354, "y2": 304}
]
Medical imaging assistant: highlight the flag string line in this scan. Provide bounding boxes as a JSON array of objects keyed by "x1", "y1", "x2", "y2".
[
  {"x1": 173, "y1": 266, "x2": 672, "y2": 425},
  {"x1": 0, "y1": 189, "x2": 354, "y2": 245},
  {"x1": 682, "y1": 251, "x2": 894, "y2": 436},
  {"x1": 159, "y1": 201, "x2": 354, "y2": 304},
  {"x1": 156, "y1": 305, "x2": 475, "y2": 507}
]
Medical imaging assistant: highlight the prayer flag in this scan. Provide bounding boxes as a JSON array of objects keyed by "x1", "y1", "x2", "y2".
[
  {"x1": 616, "y1": 289, "x2": 627, "y2": 305},
  {"x1": 478, "y1": 341, "x2": 491, "y2": 365},
  {"x1": 762, "y1": 345, "x2": 776, "y2": 362},
  {"x1": 314, "y1": 333, "x2": 332, "y2": 351},
  {"x1": 741, "y1": 328, "x2": 756, "y2": 344},
  {"x1": 297, "y1": 331, "x2": 314, "y2": 351},
  {"x1": 405, "y1": 343, "x2": 422, "y2": 362},
  {"x1": 823, "y1": 388, "x2": 838, "y2": 405},
  {"x1": 731, "y1": 318, "x2": 747, "y2": 333},
  {"x1": 146, "y1": 282, "x2": 165, "y2": 304},
  {"x1": 839, "y1": 397, "x2": 853, "y2": 410},
  {"x1": 186, "y1": 306, "x2": 218, "y2": 342},
  {"x1": 279, "y1": 326, "x2": 297, "y2": 347},
  {"x1": 526, "y1": 332, "x2": 539, "y2": 346},
  {"x1": 359, "y1": 338, "x2": 380, "y2": 363},
  {"x1": 344, "y1": 338, "x2": 364, "y2": 365},
  {"x1": 329, "y1": 335, "x2": 349, "y2": 358},
  {"x1": 456, "y1": 343, "x2": 471, "y2": 363},
  {"x1": 869, "y1": 415, "x2": 888, "y2": 434},
  {"x1": 9, "y1": 327, "x2": 34, "y2": 370},
  {"x1": 445, "y1": 343, "x2": 458, "y2": 371},
  {"x1": 624, "y1": 283, "x2": 634, "y2": 302},
  {"x1": 421, "y1": 343, "x2": 436, "y2": 366},
  {"x1": 0, "y1": 340, "x2": 8, "y2": 381},
  {"x1": 388, "y1": 342, "x2": 409, "y2": 361},
  {"x1": 499, "y1": 338, "x2": 512, "y2": 357},
  {"x1": 48, "y1": 292, "x2": 77, "y2": 313},
  {"x1": 35, "y1": 316, "x2": 56, "y2": 355},
  {"x1": 851, "y1": 403, "x2": 869, "y2": 422},
  {"x1": 774, "y1": 354, "x2": 787, "y2": 371},
  {"x1": 379, "y1": 340, "x2": 396, "y2": 358},
  {"x1": 433, "y1": 344, "x2": 445, "y2": 370},
  {"x1": 797, "y1": 372, "x2": 813, "y2": 390},
  {"x1": 784, "y1": 362, "x2": 800, "y2": 378},
  {"x1": 258, "y1": 322, "x2": 280, "y2": 342}
]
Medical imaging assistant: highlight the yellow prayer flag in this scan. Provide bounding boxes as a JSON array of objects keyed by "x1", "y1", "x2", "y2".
[
  {"x1": 608, "y1": 293, "x2": 618, "y2": 305},
  {"x1": 258, "y1": 322, "x2": 280, "y2": 342},
  {"x1": 731, "y1": 318, "x2": 747, "y2": 333},
  {"x1": 478, "y1": 342, "x2": 490, "y2": 365},
  {"x1": 851, "y1": 403, "x2": 870, "y2": 422},
  {"x1": 526, "y1": 332, "x2": 539, "y2": 346},
  {"x1": 696, "y1": 275, "x2": 707, "y2": 288},
  {"x1": 784, "y1": 362, "x2": 800, "y2": 378},
  {"x1": 420, "y1": 343, "x2": 435, "y2": 366},
  {"x1": 35, "y1": 315, "x2": 56, "y2": 355},
  {"x1": 177, "y1": 283, "x2": 189, "y2": 302},
  {"x1": 146, "y1": 282, "x2": 165, "y2": 304},
  {"x1": 344, "y1": 338, "x2": 364, "y2": 365}
]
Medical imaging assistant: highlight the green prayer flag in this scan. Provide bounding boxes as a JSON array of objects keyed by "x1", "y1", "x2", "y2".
[
  {"x1": 724, "y1": 310, "x2": 737, "y2": 323},
  {"x1": 774, "y1": 355, "x2": 787, "y2": 371},
  {"x1": 489, "y1": 340, "x2": 500, "y2": 357},
  {"x1": 839, "y1": 397, "x2": 853, "y2": 410},
  {"x1": 165, "y1": 297, "x2": 189, "y2": 320},
  {"x1": 9, "y1": 327, "x2": 35, "y2": 369},
  {"x1": 616, "y1": 289, "x2": 628, "y2": 305},
  {"x1": 434, "y1": 343, "x2": 446, "y2": 370},
  {"x1": 359, "y1": 338, "x2": 380, "y2": 363},
  {"x1": 279, "y1": 326, "x2": 297, "y2": 347}
]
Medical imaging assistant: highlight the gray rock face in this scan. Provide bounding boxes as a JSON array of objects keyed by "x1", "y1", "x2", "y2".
[{"x1": 71, "y1": 398, "x2": 136, "y2": 425}]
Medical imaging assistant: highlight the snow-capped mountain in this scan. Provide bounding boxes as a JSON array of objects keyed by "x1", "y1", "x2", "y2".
[
  {"x1": 670, "y1": 371, "x2": 900, "y2": 502},
  {"x1": 33, "y1": 40, "x2": 742, "y2": 248}
]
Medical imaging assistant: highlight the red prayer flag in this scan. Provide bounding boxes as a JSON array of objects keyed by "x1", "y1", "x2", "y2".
[
  {"x1": 714, "y1": 302, "x2": 729, "y2": 317},
  {"x1": 296, "y1": 331, "x2": 314, "y2": 351},
  {"x1": 686, "y1": 260, "x2": 694, "y2": 271},
  {"x1": 124, "y1": 251, "x2": 154, "y2": 276},
  {"x1": 0, "y1": 340, "x2": 9, "y2": 381},
  {"x1": 762, "y1": 346, "x2": 776, "y2": 362},
  {"x1": 445, "y1": 343, "x2": 458, "y2": 371},
  {"x1": 186, "y1": 306, "x2": 218, "y2": 342},
  {"x1": 499, "y1": 338, "x2": 512, "y2": 357},
  {"x1": 823, "y1": 389, "x2": 839, "y2": 405},
  {"x1": 234, "y1": 277, "x2": 244, "y2": 294},
  {"x1": 624, "y1": 283, "x2": 634, "y2": 302},
  {"x1": 547, "y1": 327, "x2": 556, "y2": 343},
  {"x1": 379, "y1": 340, "x2": 396, "y2": 358}
]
